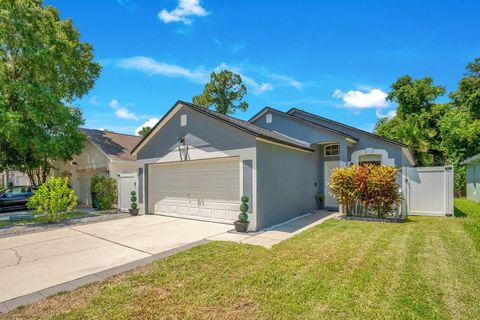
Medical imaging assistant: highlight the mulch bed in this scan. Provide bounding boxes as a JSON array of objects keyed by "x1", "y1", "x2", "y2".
[
  {"x1": 0, "y1": 211, "x2": 131, "y2": 238},
  {"x1": 337, "y1": 215, "x2": 405, "y2": 223}
]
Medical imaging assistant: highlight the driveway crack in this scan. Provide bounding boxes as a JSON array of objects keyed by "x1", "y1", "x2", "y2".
[
  {"x1": 11, "y1": 248, "x2": 22, "y2": 265},
  {"x1": 68, "y1": 227, "x2": 153, "y2": 256}
]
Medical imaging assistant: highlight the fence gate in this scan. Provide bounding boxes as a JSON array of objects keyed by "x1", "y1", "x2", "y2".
[
  {"x1": 405, "y1": 166, "x2": 454, "y2": 216},
  {"x1": 118, "y1": 173, "x2": 136, "y2": 212}
]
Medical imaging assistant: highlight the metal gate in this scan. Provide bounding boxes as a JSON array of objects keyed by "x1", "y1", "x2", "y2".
[
  {"x1": 405, "y1": 166, "x2": 454, "y2": 216},
  {"x1": 118, "y1": 173, "x2": 136, "y2": 212}
]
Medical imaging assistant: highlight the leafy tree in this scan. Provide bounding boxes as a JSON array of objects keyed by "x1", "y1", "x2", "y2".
[
  {"x1": 375, "y1": 76, "x2": 446, "y2": 166},
  {"x1": 0, "y1": 0, "x2": 101, "y2": 186},
  {"x1": 437, "y1": 106, "x2": 480, "y2": 195},
  {"x1": 376, "y1": 113, "x2": 437, "y2": 165},
  {"x1": 138, "y1": 126, "x2": 151, "y2": 138},
  {"x1": 450, "y1": 58, "x2": 480, "y2": 118},
  {"x1": 387, "y1": 75, "x2": 445, "y2": 117},
  {"x1": 375, "y1": 58, "x2": 480, "y2": 195},
  {"x1": 192, "y1": 70, "x2": 248, "y2": 115}
]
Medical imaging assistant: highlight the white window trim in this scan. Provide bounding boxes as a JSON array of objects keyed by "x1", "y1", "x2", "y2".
[
  {"x1": 180, "y1": 114, "x2": 187, "y2": 127},
  {"x1": 324, "y1": 144, "x2": 340, "y2": 156},
  {"x1": 351, "y1": 148, "x2": 395, "y2": 166},
  {"x1": 358, "y1": 154, "x2": 382, "y2": 164},
  {"x1": 266, "y1": 113, "x2": 272, "y2": 124}
]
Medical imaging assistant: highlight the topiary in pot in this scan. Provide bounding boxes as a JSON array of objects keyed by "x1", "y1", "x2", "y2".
[
  {"x1": 129, "y1": 190, "x2": 139, "y2": 216},
  {"x1": 234, "y1": 195, "x2": 250, "y2": 232},
  {"x1": 316, "y1": 193, "x2": 325, "y2": 210}
]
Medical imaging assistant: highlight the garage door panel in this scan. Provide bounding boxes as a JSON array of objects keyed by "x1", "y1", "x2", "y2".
[
  {"x1": 214, "y1": 209, "x2": 227, "y2": 220},
  {"x1": 149, "y1": 158, "x2": 241, "y2": 223},
  {"x1": 228, "y1": 210, "x2": 239, "y2": 220},
  {"x1": 201, "y1": 208, "x2": 213, "y2": 218}
]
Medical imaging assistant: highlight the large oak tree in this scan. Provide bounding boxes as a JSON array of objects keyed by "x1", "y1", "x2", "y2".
[{"x1": 0, "y1": 0, "x2": 100, "y2": 185}]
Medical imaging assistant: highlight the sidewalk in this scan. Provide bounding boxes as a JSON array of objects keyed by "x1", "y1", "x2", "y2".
[{"x1": 208, "y1": 210, "x2": 339, "y2": 248}]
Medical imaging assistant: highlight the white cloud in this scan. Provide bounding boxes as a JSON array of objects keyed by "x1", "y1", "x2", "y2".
[
  {"x1": 158, "y1": 0, "x2": 208, "y2": 25},
  {"x1": 135, "y1": 118, "x2": 160, "y2": 135},
  {"x1": 117, "y1": 58, "x2": 303, "y2": 96},
  {"x1": 376, "y1": 109, "x2": 397, "y2": 119},
  {"x1": 118, "y1": 56, "x2": 208, "y2": 83},
  {"x1": 90, "y1": 96, "x2": 100, "y2": 105},
  {"x1": 231, "y1": 43, "x2": 245, "y2": 54},
  {"x1": 270, "y1": 73, "x2": 304, "y2": 90},
  {"x1": 109, "y1": 99, "x2": 120, "y2": 108},
  {"x1": 214, "y1": 62, "x2": 273, "y2": 95},
  {"x1": 333, "y1": 88, "x2": 389, "y2": 109},
  {"x1": 109, "y1": 99, "x2": 138, "y2": 120},
  {"x1": 242, "y1": 75, "x2": 273, "y2": 94}
]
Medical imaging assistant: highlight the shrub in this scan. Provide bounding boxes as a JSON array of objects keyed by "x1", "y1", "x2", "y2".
[
  {"x1": 328, "y1": 166, "x2": 357, "y2": 215},
  {"x1": 27, "y1": 176, "x2": 77, "y2": 223},
  {"x1": 329, "y1": 165, "x2": 402, "y2": 218},
  {"x1": 353, "y1": 165, "x2": 373, "y2": 209},
  {"x1": 238, "y1": 196, "x2": 249, "y2": 222},
  {"x1": 91, "y1": 175, "x2": 117, "y2": 210},
  {"x1": 90, "y1": 174, "x2": 105, "y2": 208},
  {"x1": 131, "y1": 190, "x2": 137, "y2": 209},
  {"x1": 367, "y1": 165, "x2": 402, "y2": 218}
]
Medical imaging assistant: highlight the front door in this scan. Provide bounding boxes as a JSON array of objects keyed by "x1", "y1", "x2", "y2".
[{"x1": 324, "y1": 161, "x2": 339, "y2": 208}]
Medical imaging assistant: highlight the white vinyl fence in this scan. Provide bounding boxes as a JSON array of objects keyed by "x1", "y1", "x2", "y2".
[
  {"x1": 405, "y1": 166, "x2": 454, "y2": 216},
  {"x1": 118, "y1": 173, "x2": 136, "y2": 212}
]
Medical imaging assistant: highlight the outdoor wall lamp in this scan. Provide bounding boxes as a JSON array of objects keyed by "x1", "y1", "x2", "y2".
[{"x1": 178, "y1": 136, "x2": 188, "y2": 160}]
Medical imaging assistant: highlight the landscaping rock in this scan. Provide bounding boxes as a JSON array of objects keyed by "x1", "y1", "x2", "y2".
[{"x1": 0, "y1": 211, "x2": 131, "y2": 238}]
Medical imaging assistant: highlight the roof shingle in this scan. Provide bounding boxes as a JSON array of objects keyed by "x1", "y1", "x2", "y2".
[
  {"x1": 181, "y1": 101, "x2": 314, "y2": 152},
  {"x1": 81, "y1": 128, "x2": 140, "y2": 161}
]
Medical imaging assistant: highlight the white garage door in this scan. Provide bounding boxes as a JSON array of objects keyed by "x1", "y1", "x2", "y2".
[{"x1": 148, "y1": 157, "x2": 241, "y2": 223}]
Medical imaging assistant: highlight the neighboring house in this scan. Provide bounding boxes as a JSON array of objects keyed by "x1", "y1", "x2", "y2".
[
  {"x1": 131, "y1": 101, "x2": 415, "y2": 231},
  {"x1": 461, "y1": 154, "x2": 480, "y2": 202},
  {"x1": 55, "y1": 128, "x2": 140, "y2": 206},
  {"x1": 0, "y1": 171, "x2": 31, "y2": 187}
]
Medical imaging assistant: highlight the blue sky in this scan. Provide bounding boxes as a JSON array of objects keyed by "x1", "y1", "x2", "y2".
[{"x1": 46, "y1": 0, "x2": 480, "y2": 135}]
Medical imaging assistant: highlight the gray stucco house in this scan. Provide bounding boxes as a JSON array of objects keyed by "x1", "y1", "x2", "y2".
[
  {"x1": 131, "y1": 100, "x2": 415, "y2": 231},
  {"x1": 461, "y1": 154, "x2": 480, "y2": 202}
]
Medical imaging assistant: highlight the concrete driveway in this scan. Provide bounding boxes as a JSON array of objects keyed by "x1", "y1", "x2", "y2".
[{"x1": 0, "y1": 215, "x2": 233, "y2": 307}]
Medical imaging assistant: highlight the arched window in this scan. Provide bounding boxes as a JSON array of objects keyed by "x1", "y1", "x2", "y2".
[
  {"x1": 351, "y1": 148, "x2": 395, "y2": 166},
  {"x1": 358, "y1": 154, "x2": 382, "y2": 166}
]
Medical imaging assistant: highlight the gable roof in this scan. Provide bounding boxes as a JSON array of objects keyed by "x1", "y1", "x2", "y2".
[
  {"x1": 131, "y1": 101, "x2": 314, "y2": 154},
  {"x1": 81, "y1": 128, "x2": 140, "y2": 161},
  {"x1": 287, "y1": 108, "x2": 409, "y2": 148},
  {"x1": 461, "y1": 153, "x2": 480, "y2": 165},
  {"x1": 249, "y1": 106, "x2": 359, "y2": 142}
]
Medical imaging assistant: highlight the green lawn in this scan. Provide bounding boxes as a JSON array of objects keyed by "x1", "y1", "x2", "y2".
[{"x1": 4, "y1": 200, "x2": 480, "y2": 320}]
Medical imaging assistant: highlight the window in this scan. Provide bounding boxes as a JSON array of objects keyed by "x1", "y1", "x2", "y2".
[
  {"x1": 2, "y1": 189, "x2": 22, "y2": 198},
  {"x1": 180, "y1": 114, "x2": 187, "y2": 127},
  {"x1": 266, "y1": 113, "x2": 272, "y2": 124},
  {"x1": 324, "y1": 144, "x2": 339, "y2": 156},
  {"x1": 359, "y1": 154, "x2": 382, "y2": 166}
]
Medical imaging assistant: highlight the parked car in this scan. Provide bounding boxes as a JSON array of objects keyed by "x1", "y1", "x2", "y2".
[{"x1": 0, "y1": 186, "x2": 36, "y2": 212}]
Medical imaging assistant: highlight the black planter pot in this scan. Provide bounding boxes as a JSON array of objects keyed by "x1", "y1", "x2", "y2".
[
  {"x1": 234, "y1": 221, "x2": 249, "y2": 232},
  {"x1": 129, "y1": 208, "x2": 139, "y2": 216}
]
